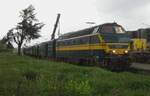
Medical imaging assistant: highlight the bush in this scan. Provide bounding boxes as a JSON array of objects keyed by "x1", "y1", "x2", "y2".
[
  {"x1": 22, "y1": 69, "x2": 40, "y2": 81},
  {"x1": 65, "y1": 80, "x2": 92, "y2": 96}
]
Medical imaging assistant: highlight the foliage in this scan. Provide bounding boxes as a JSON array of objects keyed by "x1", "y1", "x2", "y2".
[
  {"x1": 0, "y1": 41, "x2": 6, "y2": 52},
  {"x1": 0, "y1": 40, "x2": 13, "y2": 52},
  {"x1": 1, "y1": 52, "x2": 150, "y2": 96},
  {"x1": 0, "y1": 31, "x2": 14, "y2": 51},
  {"x1": 5, "y1": 5, "x2": 44, "y2": 55},
  {"x1": 22, "y1": 69, "x2": 40, "y2": 81},
  {"x1": 65, "y1": 80, "x2": 92, "y2": 96}
]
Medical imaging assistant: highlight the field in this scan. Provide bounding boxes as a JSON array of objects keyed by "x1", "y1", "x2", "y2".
[{"x1": 1, "y1": 52, "x2": 150, "y2": 96}]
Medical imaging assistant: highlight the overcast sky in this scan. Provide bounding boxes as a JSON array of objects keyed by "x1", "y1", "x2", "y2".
[{"x1": 0, "y1": 0, "x2": 150, "y2": 45}]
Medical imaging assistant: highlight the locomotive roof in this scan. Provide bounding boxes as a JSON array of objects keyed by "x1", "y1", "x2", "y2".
[{"x1": 58, "y1": 22, "x2": 123, "y2": 40}]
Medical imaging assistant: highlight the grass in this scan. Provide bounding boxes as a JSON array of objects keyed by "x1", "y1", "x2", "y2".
[{"x1": 0, "y1": 52, "x2": 150, "y2": 96}]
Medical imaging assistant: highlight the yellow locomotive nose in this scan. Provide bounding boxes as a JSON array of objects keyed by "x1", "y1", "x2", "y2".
[
  {"x1": 111, "y1": 49, "x2": 129, "y2": 55},
  {"x1": 107, "y1": 43, "x2": 129, "y2": 55}
]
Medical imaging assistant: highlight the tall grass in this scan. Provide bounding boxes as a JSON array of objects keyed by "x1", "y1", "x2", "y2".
[{"x1": 0, "y1": 52, "x2": 150, "y2": 96}]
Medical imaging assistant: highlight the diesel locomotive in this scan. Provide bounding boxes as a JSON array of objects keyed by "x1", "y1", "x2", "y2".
[
  {"x1": 23, "y1": 23, "x2": 131, "y2": 70},
  {"x1": 127, "y1": 29, "x2": 150, "y2": 63}
]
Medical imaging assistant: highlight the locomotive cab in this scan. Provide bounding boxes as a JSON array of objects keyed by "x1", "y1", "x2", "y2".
[
  {"x1": 96, "y1": 23, "x2": 131, "y2": 69},
  {"x1": 101, "y1": 33, "x2": 130, "y2": 56},
  {"x1": 97, "y1": 23, "x2": 130, "y2": 56}
]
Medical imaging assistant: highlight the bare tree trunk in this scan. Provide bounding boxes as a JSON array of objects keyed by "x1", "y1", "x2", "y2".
[{"x1": 18, "y1": 44, "x2": 21, "y2": 55}]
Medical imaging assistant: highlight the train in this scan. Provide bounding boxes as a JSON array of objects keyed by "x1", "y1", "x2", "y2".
[
  {"x1": 23, "y1": 23, "x2": 131, "y2": 70},
  {"x1": 127, "y1": 28, "x2": 150, "y2": 63}
]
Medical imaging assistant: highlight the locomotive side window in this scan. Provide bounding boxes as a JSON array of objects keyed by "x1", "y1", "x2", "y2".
[
  {"x1": 90, "y1": 35, "x2": 100, "y2": 44},
  {"x1": 81, "y1": 36, "x2": 90, "y2": 44},
  {"x1": 101, "y1": 25, "x2": 114, "y2": 33},
  {"x1": 92, "y1": 27, "x2": 99, "y2": 34}
]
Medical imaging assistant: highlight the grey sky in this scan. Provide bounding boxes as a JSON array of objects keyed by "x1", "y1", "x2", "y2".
[
  {"x1": 95, "y1": 0, "x2": 150, "y2": 29},
  {"x1": 0, "y1": 0, "x2": 150, "y2": 45}
]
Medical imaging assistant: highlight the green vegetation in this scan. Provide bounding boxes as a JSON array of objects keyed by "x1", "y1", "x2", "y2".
[
  {"x1": 6, "y1": 5, "x2": 44, "y2": 55},
  {"x1": 0, "y1": 42, "x2": 12, "y2": 52},
  {"x1": 1, "y1": 52, "x2": 150, "y2": 96}
]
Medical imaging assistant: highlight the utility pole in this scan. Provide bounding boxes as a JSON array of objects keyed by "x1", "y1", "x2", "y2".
[{"x1": 51, "y1": 13, "x2": 61, "y2": 40}]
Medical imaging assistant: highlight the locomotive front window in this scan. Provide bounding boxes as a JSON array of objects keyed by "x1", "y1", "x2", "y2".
[
  {"x1": 118, "y1": 37, "x2": 130, "y2": 43},
  {"x1": 114, "y1": 26, "x2": 125, "y2": 34},
  {"x1": 100, "y1": 25, "x2": 125, "y2": 34},
  {"x1": 108, "y1": 44, "x2": 128, "y2": 49},
  {"x1": 101, "y1": 34, "x2": 130, "y2": 43}
]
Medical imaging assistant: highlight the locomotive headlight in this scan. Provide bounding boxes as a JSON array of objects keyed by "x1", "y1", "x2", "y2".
[
  {"x1": 125, "y1": 50, "x2": 128, "y2": 53},
  {"x1": 112, "y1": 50, "x2": 116, "y2": 53}
]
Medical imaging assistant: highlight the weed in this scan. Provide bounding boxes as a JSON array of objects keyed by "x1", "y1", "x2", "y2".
[{"x1": 22, "y1": 69, "x2": 40, "y2": 81}]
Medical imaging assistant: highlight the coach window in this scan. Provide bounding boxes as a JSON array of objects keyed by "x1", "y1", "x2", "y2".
[
  {"x1": 66, "y1": 41, "x2": 68, "y2": 45},
  {"x1": 75, "y1": 39, "x2": 78, "y2": 45},
  {"x1": 60, "y1": 42, "x2": 62, "y2": 46},
  {"x1": 66, "y1": 41, "x2": 68, "y2": 46},
  {"x1": 82, "y1": 37, "x2": 87, "y2": 44},
  {"x1": 67, "y1": 40, "x2": 70, "y2": 45},
  {"x1": 57, "y1": 42, "x2": 59, "y2": 46},
  {"x1": 65, "y1": 41, "x2": 67, "y2": 46},
  {"x1": 62, "y1": 41, "x2": 65, "y2": 46},
  {"x1": 69, "y1": 40, "x2": 72, "y2": 45},
  {"x1": 76, "y1": 39, "x2": 78, "y2": 45},
  {"x1": 82, "y1": 39, "x2": 85, "y2": 44},
  {"x1": 71, "y1": 39, "x2": 74, "y2": 45},
  {"x1": 71, "y1": 39, "x2": 74, "y2": 44},
  {"x1": 73, "y1": 39, "x2": 76, "y2": 45},
  {"x1": 67, "y1": 41, "x2": 70, "y2": 46},
  {"x1": 79, "y1": 39, "x2": 83, "y2": 44},
  {"x1": 73, "y1": 39, "x2": 76, "y2": 44},
  {"x1": 60, "y1": 42, "x2": 63, "y2": 46}
]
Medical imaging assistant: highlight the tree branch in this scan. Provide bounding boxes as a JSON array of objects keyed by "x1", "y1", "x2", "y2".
[{"x1": 13, "y1": 37, "x2": 19, "y2": 45}]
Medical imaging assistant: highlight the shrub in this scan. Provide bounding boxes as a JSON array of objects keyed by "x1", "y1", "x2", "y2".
[
  {"x1": 22, "y1": 69, "x2": 40, "y2": 81},
  {"x1": 65, "y1": 80, "x2": 92, "y2": 96}
]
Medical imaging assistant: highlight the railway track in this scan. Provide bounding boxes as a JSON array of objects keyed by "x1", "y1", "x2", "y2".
[
  {"x1": 131, "y1": 63, "x2": 150, "y2": 70},
  {"x1": 128, "y1": 63, "x2": 150, "y2": 75}
]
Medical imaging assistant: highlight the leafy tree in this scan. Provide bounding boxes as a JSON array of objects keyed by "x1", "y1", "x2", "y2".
[
  {"x1": 2, "y1": 29, "x2": 14, "y2": 49},
  {"x1": 0, "y1": 40, "x2": 6, "y2": 52},
  {"x1": 7, "y1": 5, "x2": 44, "y2": 55},
  {"x1": 0, "y1": 30, "x2": 14, "y2": 52}
]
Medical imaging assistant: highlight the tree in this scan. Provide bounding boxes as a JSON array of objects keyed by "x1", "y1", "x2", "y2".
[
  {"x1": 8, "y1": 5, "x2": 44, "y2": 55},
  {"x1": 1, "y1": 29, "x2": 14, "y2": 50}
]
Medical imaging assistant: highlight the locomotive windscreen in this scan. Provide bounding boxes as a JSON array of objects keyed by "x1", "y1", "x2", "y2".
[
  {"x1": 100, "y1": 24, "x2": 125, "y2": 34},
  {"x1": 101, "y1": 33, "x2": 130, "y2": 43}
]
